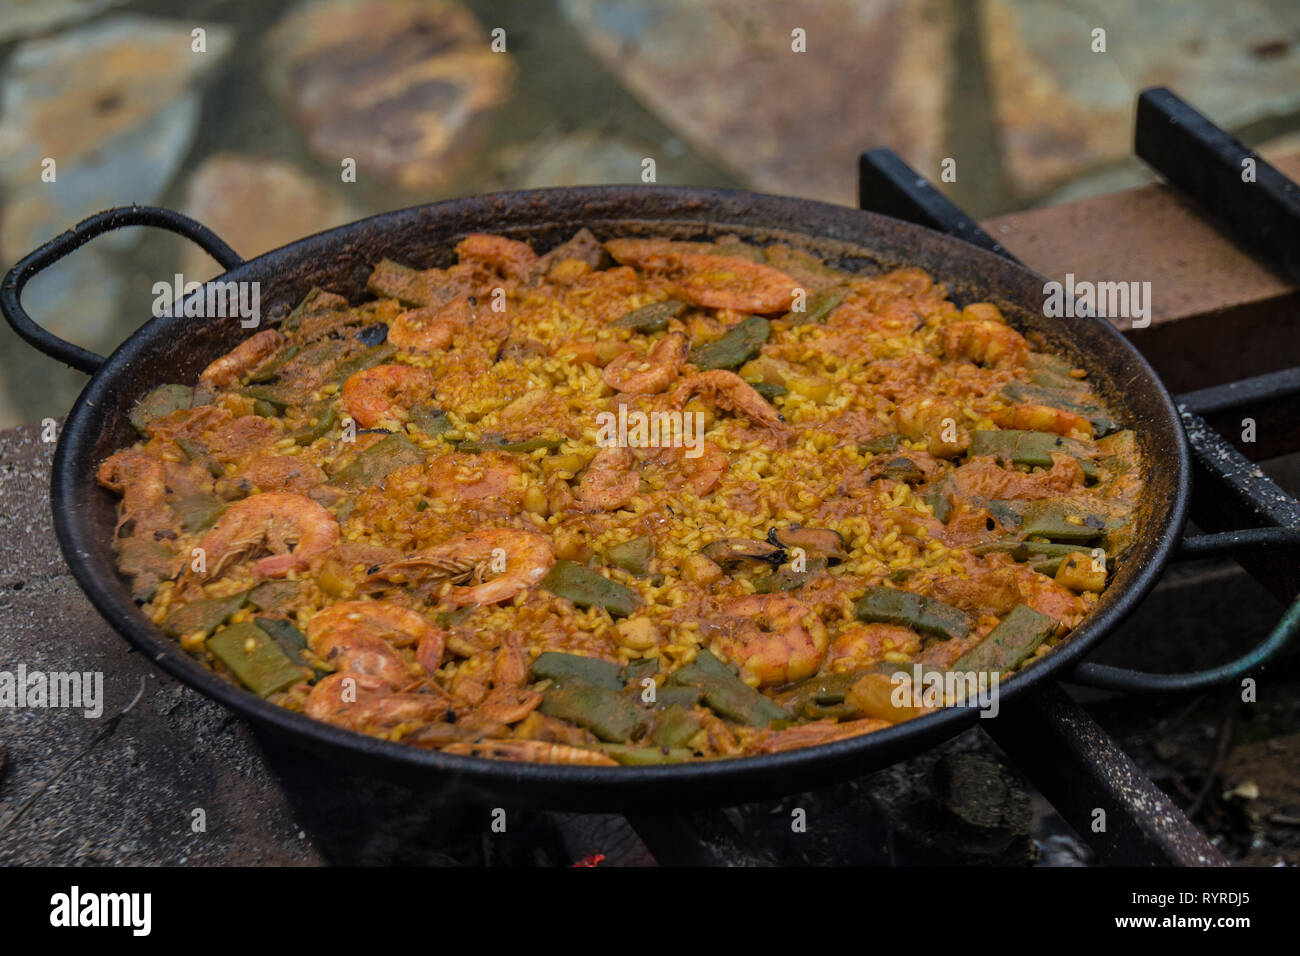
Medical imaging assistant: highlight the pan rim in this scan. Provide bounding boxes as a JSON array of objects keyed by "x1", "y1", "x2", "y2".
[{"x1": 49, "y1": 185, "x2": 1191, "y2": 804}]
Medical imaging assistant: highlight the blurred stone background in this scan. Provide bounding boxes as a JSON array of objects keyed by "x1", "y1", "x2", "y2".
[{"x1": 1, "y1": 0, "x2": 1299, "y2": 428}]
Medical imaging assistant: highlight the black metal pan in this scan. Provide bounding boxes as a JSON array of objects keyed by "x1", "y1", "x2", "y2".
[{"x1": 0, "y1": 186, "x2": 1257, "y2": 809}]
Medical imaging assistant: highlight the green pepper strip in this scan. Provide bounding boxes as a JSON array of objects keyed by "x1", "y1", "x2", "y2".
[
  {"x1": 855, "y1": 586, "x2": 973, "y2": 641},
  {"x1": 951, "y1": 603, "x2": 1057, "y2": 674}
]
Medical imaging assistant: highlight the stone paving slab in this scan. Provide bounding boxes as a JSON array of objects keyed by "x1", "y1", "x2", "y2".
[{"x1": 0, "y1": 424, "x2": 321, "y2": 865}]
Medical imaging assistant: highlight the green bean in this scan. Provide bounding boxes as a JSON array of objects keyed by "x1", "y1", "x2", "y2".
[
  {"x1": 540, "y1": 560, "x2": 644, "y2": 617},
  {"x1": 860, "y1": 434, "x2": 902, "y2": 455},
  {"x1": 163, "y1": 590, "x2": 249, "y2": 639},
  {"x1": 247, "y1": 581, "x2": 300, "y2": 612},
  {"x1": 654, "y1": 685, "x2": 704, "y2": 710},
  {"x1": 973, "y1": 540, "x2": 1083, "y2": 561},
  {"x1": 689, "y1": 316, "x2": 770, "y2": 370},
  {"x1": 667, "y1": 650, "x2": 788, "y2": 727},
  {"x1": 612, "y1": 299, "x2": 686, "y2": 332},
  {"x1": 621, "y1": 657, "x2": 659, "y2": 686},
  {"x1": 172, "y1": 493, "x2": 225, "y2": 533},
  {"x1": 1018, "y1": 500, "x2": 1107, "y2": 542},
  {"x1": 777, "y1": 670, "x2": 863, "y2": 716},
  {"x1": 239, "y1": 384, "x2": 302, "y2": 409},
  {"x1": 600, "y1": 744, "x2": 695, "y2": 765},
  {"x1": 1001, "y1": 382, "x2": 1118, "y2": 436},
  {"x1": 968, "y1": 429, "x2": 1098, "y2": 480},
  {"x1": 248, "y1": 344, "x2": 302, "y2": 383},
  {"x1": 749, "y1": 381, "x2": 787, "y2": 401},
  {"x1": 781, "y1": 286, "x2": 846, "y2": 325},
  {"x1": 530, "y1": 651, "x2": 623, "y2": 690},
  {"x1": 925, "y1": 489, "x2": 953, "y2": 523},
  {"x1": 366, "y1": 259, "x2": 435, "y2": 307},
  {"x1": 455, "y1": 435, "x2": 564, "y2": 454},
  {"x1": 653, "y1": 704, "x2": 701, "y2": 749},
  {"x1": 878, "y1": 456, "x2": 925, "y2": 483},
  {"x1": 952, "y1": 603, "x2": 1057, "y2": 673},
  {"x1": 855, "y1": 586, "x2": 972, "y2": 641},
  {"x1": 282, "y1": 287, "x2": 349, "y2": 330},
  {"x1": 327, "y1": 344, "x2": 398, "y2": 383},
  {"x1": 539, "y1": 680, "x2": 647, "y2": 742},
  {"x1": 327, "y1": 433, "x2": 424, "y2": 490},
  {"x1": 129, "y1": 384, "x2": 192, "y2": 434},
  {"x1": 207, "y1": 622, "x2": 305, "y2": 697},
  {"x1": 409, "y1": 403, "x2": 452, "y2": 438},
  {"x1": 175, "y1": 438, "x2": 223, "y2": 477},
  {"x1": 292, "y1": 403, "x2": 336, "y2": 445},
  {"x1": 605, "y1": 535, "x2": 655, "y2": 576}
]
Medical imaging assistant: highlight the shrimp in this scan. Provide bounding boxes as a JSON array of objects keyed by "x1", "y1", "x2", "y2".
[
  {"x1": 634, "y1": 441, "x2": 729, "y2": 496},
  {"x1": 576, "y1": 446, "x2": 639, "y2": 511},
  {"x1": 387, "y1": 297, "x2": 475, "y2": 351},
  {"x1": 826, "y1": 622, "x2": 922, "y2": 672},
  {"x1": 671, "y1": 370, "x2": 789, "y2": 434},
  {"x1": 991, "y1": 403, "x2": 1094, "y2": 440},
  {"x1": 473, "y1": 636, "x2": 542, "y2": 725},
  {"x1": 605, "y1": 239, "x2": 797, "y2": 312},
  {"x1": 712, "y1": 594, "x2": 829, "y2": 687},
  {"x1": 455, "y1": 233, "x2": 539, "y2": 281},
  {"x1": 894, "y1": 396, "x2": 969, "y2": 458},
  {"x1": 744, "y1": 718, "x2": 890, "y2": 755},
  {"x1": 193, "y1": 491, "x2": 339, "y2": 578},
  {"x1": 441, "y1": 739, "x2": 618, "y2": 765},
  {"x1": 943, "y1": 319, "x2": 1027, "y2": 367},
  {"x1": 363, "y1": 528, "x2": 555, "y2": 607},
  {"x1": 305, "y1": 672, "x2": 451, "y2": 731},
  {"x1": 217, "y1": 455, "x2": 326, "y2": 497},
  {"x1": 952, "y1": 452, "x2": 1084, "y2": 500},
  {"x1": 424, "y1": 452, "x2": 521, "y2": 504},
  {"x1": 601, "y1": 332, "x2": 688, "y2": 394},
  {"x1": 199, "y1": 329, "x2": 284, "y2": 387},
  {"x1": 340, "y1": 363, "x2": 434, "y2": 428},
  {"x1": 97, "y1": 449, "x2": 169, "y2": 535},
  {"x1": 306, "y1": 601, "x2": 440, "y2": 683}
]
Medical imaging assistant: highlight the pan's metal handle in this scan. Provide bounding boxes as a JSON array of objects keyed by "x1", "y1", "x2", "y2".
[
  {"x1": 0, "y1": 205, "x2": 244, "y2": 375},
  {"x1": 1068, "y1": 528, "x2": 1300, "y2": 692}
]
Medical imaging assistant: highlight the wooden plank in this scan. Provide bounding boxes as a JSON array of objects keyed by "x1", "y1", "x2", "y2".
[
  {"x1": 979, "y1": 153, "x2": 1300, "y2": 391},
  {"x1": 981, "y1": 153, "x2": 1300, "y2": 325}
]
